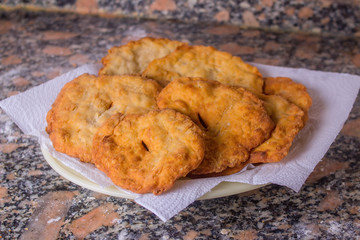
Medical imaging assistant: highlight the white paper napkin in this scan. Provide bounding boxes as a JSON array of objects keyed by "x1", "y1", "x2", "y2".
[{"x1": 1, "y1": 64, "x2": 359, "y2": 221}]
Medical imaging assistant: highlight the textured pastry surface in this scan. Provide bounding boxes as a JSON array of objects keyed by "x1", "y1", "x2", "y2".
[
  {"x1": 92, "y1": 109, "x2": 205, "y2": 195},
  {"x1": 99, "y1": 37, "x2": 185, "y2": 76},
  {"x1": 249, "y1": 94, "x2": 305, "y2": 163},
  {"x1": 157, "y1": 77, "x2": 274, "y2": 174},
  {"x1": 264, "y1": 77, "x2": 312, "y2": 123},
  {"x1": 46, "y1": 74, "x2": 161, "y2": 163},
  {"x1": 142, "y1": 45, "x2": 264, "y2": 94}
]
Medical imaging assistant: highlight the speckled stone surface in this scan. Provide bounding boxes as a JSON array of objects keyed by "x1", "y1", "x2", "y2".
[
  {"x1": 0, "y1": 0, "x2": 360, "y2": 36},
  {"x1": 0, "y1": 10, "x2": 359, "y2": 239}
]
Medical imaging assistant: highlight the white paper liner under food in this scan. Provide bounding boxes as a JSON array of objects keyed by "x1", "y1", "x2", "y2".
[{"x1": 1, "y1": 63, "x2": 359, "y2": 221}]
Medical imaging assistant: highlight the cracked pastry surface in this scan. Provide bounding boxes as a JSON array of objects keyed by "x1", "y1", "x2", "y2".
[
  {"x1": 264, "y1": 77, "x2": 312, "y2": 123},
  {"x1": 92, "y1": 109, "x2": 205, "y2": 195},
  {"x1": 142, "y1": 45, "x2": 264, "y2": 94},
  {"x1": 46, "y1": 74, "x2": 161, "y2": 163},
  {"x1": 99, "y1": 37, "x2": 185, "y2": 76},
  {"x1": 157, "y1": 77, "x2": 274, "y2": 175},
  {"x1": 249, "y1": 94, "x2": 305, "y2": 163}
]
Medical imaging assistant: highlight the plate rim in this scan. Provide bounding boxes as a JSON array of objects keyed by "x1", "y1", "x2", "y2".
[{"x1": 41, "y1": 147, "x2": 266, "y2": 200}]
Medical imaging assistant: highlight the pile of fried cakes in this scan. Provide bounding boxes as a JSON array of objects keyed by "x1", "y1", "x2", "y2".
[{"x1": 46, "y1": 37, "x2": 312, "y2": 195}]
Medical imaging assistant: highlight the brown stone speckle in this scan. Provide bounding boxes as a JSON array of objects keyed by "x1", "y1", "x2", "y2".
[
  {"x1": 0, "y1": 187, "x2": 9, "y2": 205},
  {"x1": 214, "y1": 10, "x2": 230, "y2": 22},
  {"x1": 205, "y1": 25, "x2": 240, "y2": 35},
  {"x1": 0, "y1": 187, "x2": 8, "y2": 198},
  {"x1": 298, "y1": 7, "x2": 314, "y2": 19},
  {"x1": 321, "y1": 17, "x2": 331, "y2": 25},
  {"x1": 349, "y1": 206, "x2": 359, "y2": 214},
  {"x1": 1, "y1": 55, "x2": 22, "y2": 65},
  {"x1": 43, "y1": 31, "x2": 78, "y2": 41},
  {"x1": 295, "y1": 43, "x2": 318, "y2": 59},
  {"x1": 183, "y1": 230, "x2": 198, "y2": 240},
  {"x1": 28, "y1": 170, "x2": 43, "y2": 176},
  {"x1": 6, "y1": 173, "x2": 15, "y2": 180},
  {"x1": 218, "y1": 42, "x2": 255, "y2": 55},
  {"x1": 12, "y1": 77, "x2": 30, "y2": 87},
  {"x1": 69, "y1": 54, "x2": 90, "y2": 66},
  {"x1": 242, "y1": 30, "x2": 260, "y2": 38},
  {"x1": 277, "y1": 223, "x2": 291, "y2": 229},
  {"x1": 263, "y1": 41, "x2": 280, "y2": 52},
  {"x1": 68, "y1": 203, "x2": 119, "y2": 239},
  {"x1": 43, "y1": 46, "x2": 72, "y2": 56},
  {"x1": 242, "y1": 11, "x2": 260, "y2": 27},
  {"x1": 351, "y1": 54, "x2": 360, "y2": 68},
  {"x1": 0, "y1": 21, "x2": 13, "y2": 34},
  {"x1": 253, "y1": 58, "x2": 282, "y2": 66},
  {"x1": 0, "y1": 143, "x2": 24, "y2": 153},
  {"x1": 31, "y1": 71, "x2": 45, "y2": 78},
  {"x1": 320, "y1": 0, "x2": 333, "y2": 7},
  {"x1": 149, "y1": 0, "x2": 177, "y2": 12},
  {"x1": 233, "y1": 229, "x2": 257, "y2": 240},
  {"x1": 285, "y1": 6, "x2": 296, "y2": 16},
  {"x1": 20, "y1": 191, "x2": 76, "y2": 240},
  {"x1": 46, "y1": 68, "x2": 63, "y2": 80},
  {"x1": 200, "y1": 229, "x2": 212, "y2": 236},
  {"x1": 317, "y1": 191, "x2": 343, "y2": 211},
  {"x1": 261, "y1": 0, "x2": 274, "y2": 7},
  {"x1": 76, "y1": 0, "x2": 99, "y2": 14},
  {"x1": 353, "y1": 218, "x2": 360, "y2": 227},
  {"x1": 138, "y1": 233, "x2": 150, "y2": 240}
]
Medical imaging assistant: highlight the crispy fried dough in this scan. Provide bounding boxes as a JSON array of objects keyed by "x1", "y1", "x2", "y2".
[
  {"x1": 157, "y1": 77, "x2": 274, "y2": 174},
  {"x1": 92, "y1": 109, "x2": 205, "y2": 195},
  {"x1": 187, "y1": 160, "x2": 249, "y2": 178},
  {"x1": 142, "y1": 45, "x2": 264, "y2": 94},
  {"x1": 249, "y1": 94, "x2": 304, "y2": 163},
  {"x1": 264, "y1": 77, "x2": 312, "y2": 123},
  {"x1": 46, "y1": 74, "x2": 161, "y2": 163},
  {"x1": 99, "y1": 37, "x2": 185, "y2": 76}
]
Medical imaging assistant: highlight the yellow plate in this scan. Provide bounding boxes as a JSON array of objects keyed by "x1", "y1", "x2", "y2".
[{"x1": 41, "y1": 147, "x2": 266, "y2": 200}]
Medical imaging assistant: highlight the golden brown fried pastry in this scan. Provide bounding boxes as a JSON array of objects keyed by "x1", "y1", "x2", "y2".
[
  {"x1": 157, "y1": 77, "x2": 274, "y2": 175},
  {"x1": 99, "y1": 37, "x2": 185, "y2": 76},
  {"x1": 46, "y1": 74, "x2": 161, "y2": 163},
  {"x1": 264, "y1": 77, "x2": 312, "y2": 123},
  {"x1": 92, "y1": 109, "x2": 205, "y2": 195},
  {"x1": 249, "y1": 94, "x2": 304, "y2": 163},
  {"x1": 187, "y1": 160, "x2": 250, "y2": 178},
  {"x1": 142, "y1": 45, "x2": 264, "y2": 94}
]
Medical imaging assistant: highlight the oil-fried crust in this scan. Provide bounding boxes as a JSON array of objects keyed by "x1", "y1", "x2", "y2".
[
  {"x1": 92, "y1": 109, "x2": 205, "y2": 195},
  {"x1": 187, "y1": 160, "x2": 249, "y2": 178},
  {"x1": 157, "y1": 77, "x2": 274, "y2": 175},
  {"x1": 46, "y1": 74, "x2": 161, "y2": 163},
  {"x1": 99, "y1": 37, "x2": 185, "y2": 76},
  {"x1": 249, "y1": 94, "x2": 305, "y2": 163},
  {"x1": 264, "y1": 77, "x2": 312, "y2": 123},
  {"x1": 142, "y1": 45, "x2": 264, "y2": 94}
]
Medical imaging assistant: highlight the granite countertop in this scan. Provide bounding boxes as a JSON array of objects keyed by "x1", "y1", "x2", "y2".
[
  {"x1": 1, "y1": 0, "x2": 360, "y2": 37},
  {"x1": 0, "y1": 10, "x2": 359, "y2": 239}
]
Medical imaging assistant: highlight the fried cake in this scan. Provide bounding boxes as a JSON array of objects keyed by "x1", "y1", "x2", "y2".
[
  {"x1": 191, "y1": 93, "x2": 306, "y2": 175},
  {"x1": 157, "y1": 77, "x2": 274, "y2": 174},
  {"x1": 46, "y1": 74, "x2": 161, "y2": 163},
  {"x1": 264, "y1": 77, "x2": 312, "y2": 123},
  {"x1": 249, "y1": 94, "x2": 305, "y2": 163},
  {"x1": 99, "y1": 37, "x2": 185, "y2": 76},
  {"x1": 142, "y1": 45, "x2": 264, "y2": 94},
  {"x1": 92, "y1": 109, "x2": 205, "y2": 195}
]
